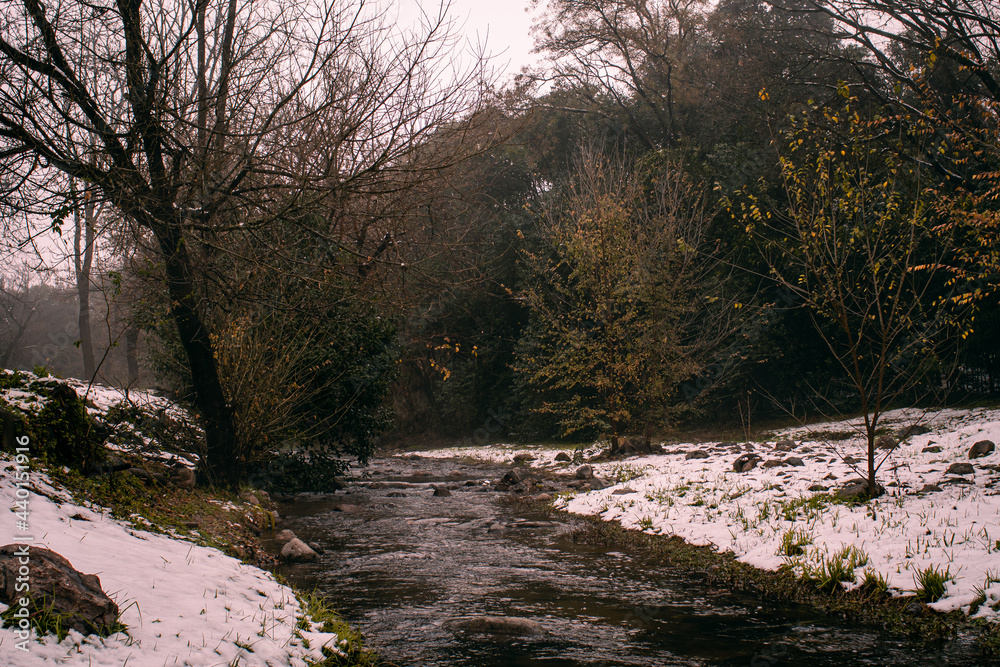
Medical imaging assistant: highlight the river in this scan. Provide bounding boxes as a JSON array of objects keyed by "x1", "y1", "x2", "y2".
[{"x1": 274, "y1": 454, "x2": 989, "y2": 666}]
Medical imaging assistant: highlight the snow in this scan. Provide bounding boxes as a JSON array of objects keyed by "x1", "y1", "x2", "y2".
[
  {"x1": 0, "y1": 373, "x2": 343, "y2": 666},
  {"x1": 406, "y1": 408, "x2": 1000, "y2": 621}
]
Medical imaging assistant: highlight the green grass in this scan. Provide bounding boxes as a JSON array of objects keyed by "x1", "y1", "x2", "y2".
[
  {"x1": 295, "y1": 590, "x2": 383, "y2": 666},
  {"x1": 912, "y1": 565, "x2": 954, "y2": 603}
]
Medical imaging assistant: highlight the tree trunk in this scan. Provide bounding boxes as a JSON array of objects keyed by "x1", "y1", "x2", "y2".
[
  {"x1": 151, "y1": 214, "x2": 239, "y2": 487},
  {"x1": 125, "y1": 327, "x2": 139, "y2": 385},
  {"x1": 74, "y1": 187, "x2": 97, "y2": 380}
]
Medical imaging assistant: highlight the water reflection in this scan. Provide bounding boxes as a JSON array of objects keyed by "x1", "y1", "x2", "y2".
[{"x1": 275, "y1": 456, "x2": 987, "y2": 666}]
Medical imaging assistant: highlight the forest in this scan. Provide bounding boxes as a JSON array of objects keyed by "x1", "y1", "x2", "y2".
[{"x1": 2, "y1": 0, "x2": 1000, "y2": 488}]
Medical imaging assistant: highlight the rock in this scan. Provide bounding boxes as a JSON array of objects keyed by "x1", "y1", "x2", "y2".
[
  {"x1": 685, "y1": 450, "x2": 710, "y2": 460},
  {"x1": 88, "y1": 453, "x2": 130, "y2": 475},
  {"x1": 333, "y1": 504, "x2": 361, "y2": 512},
  {"x1": 487, "y1": 523, "x2": 506, "y2": 534},
  {"x1": 899, "y1": 424, "x2": 932, "y2": 439},
  {"x1": 762, "y1": 459, "x2": 785, "y2": 468},
  {"x1": 843, "y1": 456, "x2": 857, "y2": 464},
  {"x1": 502, "y1": 468, "x2": 523, "y2": 485},
  {"x1": 510, "y1": 482, "x2": 528, "y2": 494},
  {"x1": 280, "y1": 538, "x2": 318, "y2": 562},
  {"x1": 784, "y1": 457, "x2": 805, "y2": 467},
  {"x1": 946, "y1": 462, "x2": 975, "y2": 475},
  {"x1": 170, "y1": 466, "x2": 196, "y2": 488},
  {"x1": 922, "y1": 446, "x2": 942, "y2": 454},
  {"x1": 774, "y1": 439, "x2": 796, "y2": 451},
  {"x1": 808, "y1": 484, "x2": 827, "y2": 492},
  {"x1": 969, "y1": 440, "x2": 995, "y2": 459},
  {"x1": 837, "y1": 481, "x2": 885, "y2": 501},
  {"x1": 940, "y1": 477, "x2": 974, "y2": 486},
  {"x1": 588, "y1": 478, "x2": 610, "y2": 491},
  {"x1": 732, "y1": 453, "x2": 761, "y2": 473},
  {"x1": 905, "y1": 601, "x2": 925, "y2": 616},
  {"x1": 555, "y1": 452, "x2": 572, "y2": 462},
  {"x1": 0, "y1": 545, "x2": 119, "y2": 636},
  {"x1": 876, "y1": 434, "x2": 898, "y2": 450},
  {"x1": 566, "y1": 479, "x2": 588, "y2": 489},
  {"x1": 307, "y1": 541, "x2": 325, "y2": 555},
  {"x1": 276, "y1": 529, "x2": 297, "y2": 543},
  {"x1": 531, "y1": 493, "x2": 553, "y2": 502},
  {"x1": 386, "y1": 491, "x2": 408, "y2": 498},
  {"x1": 433, "y1": 487, "x2": 452, "y2": 497},
  {"x1": 918, "y1": 484, "x2": 942, "y2": 493},
  {"x1": 575, "y1": 465, "x2": 594, "y2": 480},
  {"x1": 611, "y1": 488, "x2": 635, "y2": 495},
  {"x1": 513, "y1": 453, "x2": 537, "y2": 464},
  {"x1": 240, "y1": 492, "x2": 260, "y2": 506},
  {"x1": 447, "y1": 616, "x2": 544, "y2": 636}
]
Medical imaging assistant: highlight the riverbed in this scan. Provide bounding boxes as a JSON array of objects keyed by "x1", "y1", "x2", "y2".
[{"x1": 274, "y1": 455, "x2": 988, "y2": 666}]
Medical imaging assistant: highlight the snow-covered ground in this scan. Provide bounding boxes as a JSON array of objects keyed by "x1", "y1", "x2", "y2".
[
  {"x1": 407, "y1": 408, "x2": 1000, "y2": 621},
  {"x1": 0, "y1": 373, "x2": 345, "y2": 666}
]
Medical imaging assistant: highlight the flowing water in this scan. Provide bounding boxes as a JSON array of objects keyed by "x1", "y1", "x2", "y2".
[{"x1": 274, "y1": 455, "x2": 991, "y2": 666}]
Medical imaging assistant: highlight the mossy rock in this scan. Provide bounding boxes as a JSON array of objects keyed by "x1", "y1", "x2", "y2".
[{"x1": 30, "y1": 384, "x2": 106, "y2": 472}]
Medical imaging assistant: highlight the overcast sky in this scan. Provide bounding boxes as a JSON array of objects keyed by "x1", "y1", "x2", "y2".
[{"x1": 395, "y1": 0, "x2": 544, "y2": 79}]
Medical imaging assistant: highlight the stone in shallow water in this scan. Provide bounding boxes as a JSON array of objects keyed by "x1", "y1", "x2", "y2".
[
  {"x1": 281, "y1": 538, "x2": 318, "y2": 562},
  {"x1": 447, "y1": 616, "x2": 544, "y2": 636}
]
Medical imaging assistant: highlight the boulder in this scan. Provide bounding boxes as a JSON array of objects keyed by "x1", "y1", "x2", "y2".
[
  {"x1": 918, "y1": 484, "x2": 942, "y2": 493},
  {"x1": 513, "y1": 453, "x2": 537, "y2": 464},
  {"x1": 276, "y1": 529, "x2": 297, "y2": 544},
  {"x1": 969, "y1": 440, "x2": 995, "y2": 460},
  {"x1": 433, "y1": 487, "x2": 452, "y2": 497},
  {"x1": 280, "y1": 538, "x2": 318, "y2": 562},
  {"x1": 170, "y1": 466, "x2": 196, "y2": 489},
  {"x1": 307, "y1": 542, "x2": 326, "y2": 555},
  {"x1": 0, "y1": 545, "x2": 119, "y2": 636},
  {"x1": 554, "y1": 452, "x2": 572, "y2": 462},
  {"x1": 837, "y1": 480, "x2": 885, "y2": 501},
  {"x1": 588, "y1": 478, "x2": 610, "y2": 491},
  {"x1": 732, "y1": 453, "x2": 761, "y2": 473},
  {"x1": 332, "y1": 504, "x2": 362, "y2": 513},
  {"x1": 240, "y1": 492, "x2": 260, "y2": 506},
  {"x1": 502, "y1": 468, "x2": 523, "y2": 485},
  {"x1": 946, "y1": 462, "x2": 975, "y2": 475},
  {"x1": 762, "y1": 459, "x2": 785, "y2": 468},
  {"x1": 447, "y1": 616, "x2": 544, "y2": 636},
  {"x1": 784, "y1": 457, "x2": 805, "y2": 467},
  {"x1": 808, "y1": 484, "x2": 827, "y2": 492},
  {"x1": 774, "y1": 439, "x2": 796, "y2": 452},
  {"x1": 575, "y1": 465, "x2": 594, "y2": 480},
  {"x1": 876, "y1": 434, "x2": 898, "y2": 451},
  {"x1": 684, "y1": 450, "x2": 710, "y2": 460},
  {"x1": 899, "y1": 424, "x2": 932, "y2": 439}
]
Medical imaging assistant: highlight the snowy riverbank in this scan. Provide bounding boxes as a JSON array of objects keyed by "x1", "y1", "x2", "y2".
[
  {"x1": 0, "y1": 372, "x2": 349, "y2": 666},
  {"x1": 408, "y1": 408, "x2": 1000, "y2": 623}
]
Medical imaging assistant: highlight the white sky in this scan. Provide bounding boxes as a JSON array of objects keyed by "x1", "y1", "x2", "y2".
[{"x1": 394, "y1": 0, "x2": 544, "y2": 80}]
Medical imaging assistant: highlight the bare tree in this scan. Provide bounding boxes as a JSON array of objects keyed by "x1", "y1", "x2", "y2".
[
  {"x1": 746, "y1": 103, "x2": 965, "y2": 497},
  {"x1": 529, "y1": 0, "x2": 708, "y2": 148},
  {"x1": 0, "y1": 0, "x2": 494, "y2": 484}
]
